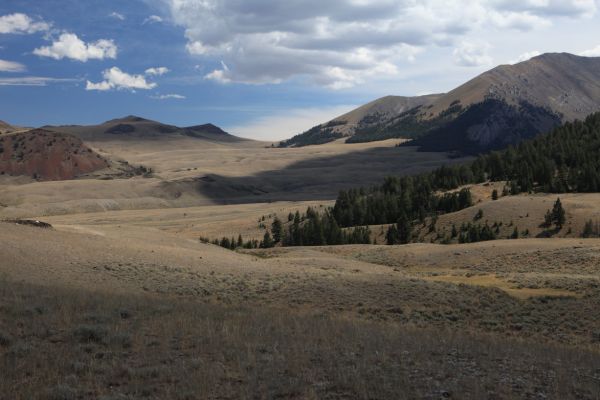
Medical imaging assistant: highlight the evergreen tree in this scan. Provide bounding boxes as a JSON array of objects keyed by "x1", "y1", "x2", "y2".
[
  {"x1": 260, "y1": 231, "x2": 275, "y2": 248},
  {"x1": 474, "y1": 209, "x2": 484, "y2": 221},
  {"x1": 511, "y1": 226, "x2": 519, "y2": 239},
  {"x1": 271, "y1": 216, "x2": 283, "y2": 243},
  {"x1": 219, "y1": 237, "x2": 231, "y2": 249},
  {"x1": 451, "y1": 224, "x2": 458, "y2": 238},
  {"x1": 543, "y1": 210, "x2": 553, "y2": 228},
  {"x1": 552, "y1": 198, "x2": 566, "y2": 229},
  {"x1": 583, "y1": 220, "x2": 598, "y2": 238}
]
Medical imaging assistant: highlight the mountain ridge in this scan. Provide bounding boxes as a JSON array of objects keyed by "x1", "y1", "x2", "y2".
[
  {"x1": 43, "y1": 116, "x2": 244, "y2": 142},
  {"x1": 281, "y1": 52, "x2": 600, "y2": 153}
]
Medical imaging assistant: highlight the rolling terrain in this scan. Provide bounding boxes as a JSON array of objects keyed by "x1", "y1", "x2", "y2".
[
  {"x1": 283, "y1": 53, "x2": 600, "y2": 153},
  {"x1": 44, "y1": 115, "x2": 244, "y2": 142},
  {"x1": 2, "y1": 108, "x2": 600, "y2": 399},
  {"x1": 2, "y1": 192, "x2": 600, "y2": 398},
  {"x1": 0, "y1": 137, "x2": 467, "y2": 217}
]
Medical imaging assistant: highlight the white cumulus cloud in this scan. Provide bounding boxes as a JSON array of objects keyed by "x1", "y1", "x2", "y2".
[
  {"x1": 0, "y1": 59, "x2": 26, "y2": 72},
  {"x1": 33, "y1": 33, "x2": 117, "y2": 62},
  {"x1": 86, "y1": 67, "x2": 157, "y2": 91},
  {"x1": 580, "y1": 45, "x2": 600, "y2": 57},
  {"x1": 0, "y1": 13, "x2": 50, "y2": 34},
  {"x1": 145, "y1": 67, "x2": 170, "y2": 76},
  {"x1": 453, "y1": 40, "x2": 493, "y2": 67},
  {"x1": 509, "y1": 50, "x2": 542, "y2": 64}
]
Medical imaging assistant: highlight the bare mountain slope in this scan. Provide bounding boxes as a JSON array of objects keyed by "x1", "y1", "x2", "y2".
[
  {"x1": 44, "y1": 115, "x2": 244, "y2": 142},
  {"x1": 280, "y1": 94, "x2": 441, "y2": 147},
  {"x1": 282, "y1": 53, "x2": 600, "y2": 153}
]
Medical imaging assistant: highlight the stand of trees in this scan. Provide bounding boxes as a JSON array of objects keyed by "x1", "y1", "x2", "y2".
[
  {"x1": 203, "y1": 207, "x2": 372, "y2": 251},
  {"x1": 542, "y1": 198, "x2": 566, "y2": 230},
  {"x1": 469, "y1": 112, "x2": 600, "y2": 193},
  {"x1": 205, "y1": 112, "x2": 600, "y2": 249},
  {"x1": 282, "y1": 208, "x2": 371, "y2": 246},
  {"x1": 332, "y1": 112, "x2": 600, "y2": 245},
  {"x1": 333, "y1": 180, "x2": 473, "y2": 228}
]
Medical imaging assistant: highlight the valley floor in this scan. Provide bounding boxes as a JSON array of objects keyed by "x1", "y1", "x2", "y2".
[{"x1": 1, "y1": 138, "x2": 600, "y2": 398}]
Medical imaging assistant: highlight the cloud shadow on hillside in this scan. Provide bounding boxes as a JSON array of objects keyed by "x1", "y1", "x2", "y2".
[{"x1": 162, "y1": 145, "x2": 472, "y2": 204}]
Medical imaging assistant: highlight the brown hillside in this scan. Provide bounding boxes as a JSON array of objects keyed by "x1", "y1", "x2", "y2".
[{"x1": 0, "y1": 129, "x2": 109, "y2": 181}]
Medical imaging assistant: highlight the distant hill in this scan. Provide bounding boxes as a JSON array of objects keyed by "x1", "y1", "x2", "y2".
[
  {"x1": 281, "y1": 53, "x2": 600, "y2": 154},
  {"x1": 0, "y1": 120, "x2": 28, "y2": 135},
  {"x1": 0, "y1": 129, "x2": 109, "y2": 180},
  {"x1": 0, "y1": 120, "x2": 15, "y2": 134},
  {"x1": 44, "y1": 116, "x2": 243, "y2": 142}
]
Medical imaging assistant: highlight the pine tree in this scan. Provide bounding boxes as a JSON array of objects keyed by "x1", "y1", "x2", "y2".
[
  {"x1": 511, "y1": 226, "x2": 519, "y2": 239},
  {"x1": 543, "y1": 210, "x2": 553, "y2": 228},
  {"x1": 271, "y1": 216, "x2": 283, "y2": 243},
  {"x1": 260, "y1": 231, "x2": 274, "y2": 248},
  {"x1": 552, "y1": 198, "x2": 566, "y2": 229},
  {"x1": 474, "y1": 209, "x2": 484, "y2": 221},
  {"x1": 583, "y1": 220, "x2": 597, "y2": 238},
  {"x1": 386, "y1": 224, "x2": 399, "y2": 245}
]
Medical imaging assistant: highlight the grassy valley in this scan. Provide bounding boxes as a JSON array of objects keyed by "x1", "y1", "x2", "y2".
[{"x1": 3, "y1": 54, "x2": 600, "y2": 399}]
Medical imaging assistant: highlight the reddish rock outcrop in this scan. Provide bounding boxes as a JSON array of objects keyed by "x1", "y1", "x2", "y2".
[{"x1": 0, "y1": 129, "x2": 109, "y2": 181}]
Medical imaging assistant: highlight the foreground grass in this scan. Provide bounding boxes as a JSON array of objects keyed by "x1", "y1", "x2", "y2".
[{"x1": 1, "y1": 279, "x2": 599, "y2": 400}]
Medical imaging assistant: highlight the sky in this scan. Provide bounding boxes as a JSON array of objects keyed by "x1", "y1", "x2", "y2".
[{"x1": 1, "y1": 0, "x2": 600, "y2": 141}]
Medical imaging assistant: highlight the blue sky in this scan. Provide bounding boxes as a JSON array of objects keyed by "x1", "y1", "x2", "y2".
[{"x1": 1, "y1": 0, "x2": 600, "y2": 140}]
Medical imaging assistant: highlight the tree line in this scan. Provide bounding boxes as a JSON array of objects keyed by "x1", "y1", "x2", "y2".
[{"x1": 204, "y1": 111, "x2": 600, "y2": 249}]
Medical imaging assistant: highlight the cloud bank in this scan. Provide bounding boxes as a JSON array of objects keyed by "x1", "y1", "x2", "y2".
[{"x1": 161, "y1": 0, "x2": 597, "y2": 88}]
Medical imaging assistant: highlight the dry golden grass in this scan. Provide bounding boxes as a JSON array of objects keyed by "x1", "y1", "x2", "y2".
[
  {"x1": 418, "y1": 187, "x2": 600, "y2": 243},
  {"x1": 0, "y1": 137, "x2": 460, "y2": 218},
  {"x1": 1, "y1": 279, "x2": 599, "y2": 400},
  {"x1": 422, "y1": 274, "x2": 578, "y2": 299},
  {"x1": 3, "y1": 222, "x2": 600, "y2": 348}
]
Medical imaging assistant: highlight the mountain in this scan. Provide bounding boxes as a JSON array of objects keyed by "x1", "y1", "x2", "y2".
[
  {"x1": 44, "y1": 116, "x2": 243, "y2": 142},
  {"x1": 281, "y1": 53, "x2": 600, "y2": 154},
  {"x1": 279, "y1": 94, "x2": 442, "y2": 147},
  {"x1": 0, "y1": 129, "x2": 109, "y2": 180}
]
